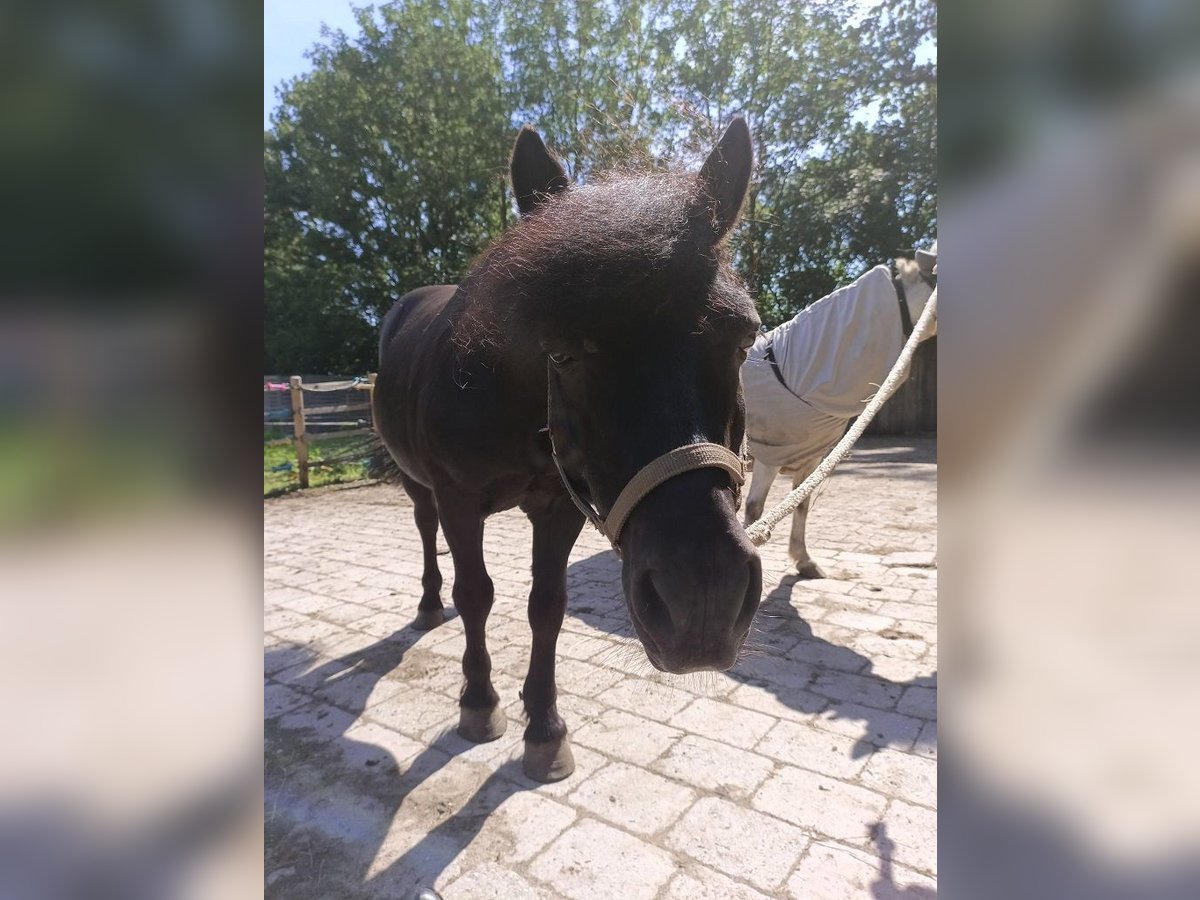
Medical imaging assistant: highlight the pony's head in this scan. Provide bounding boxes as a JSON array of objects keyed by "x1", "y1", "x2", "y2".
[
  {"x1": 894, "y1": 254, "x2": 937, "y2": 337},
  {"x1": 473, "y1": 120, "x2": 763, "y2": 673}
]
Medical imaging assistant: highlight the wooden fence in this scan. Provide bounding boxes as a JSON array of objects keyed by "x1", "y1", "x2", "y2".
[
  {"x1": 268, "y1": 344, "x2": 932, "y2": 491},
  {"x1": 268, "y1": 374, "x2": 376, "y2": 488}
]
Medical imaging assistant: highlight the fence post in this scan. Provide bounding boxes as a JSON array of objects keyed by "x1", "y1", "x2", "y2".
[
  {"x1": 367, "y1": 372, "x2": 377, "y2": 432},
  {"x1": 289, "y1": 375, "x2": 309, "y2": 488}
]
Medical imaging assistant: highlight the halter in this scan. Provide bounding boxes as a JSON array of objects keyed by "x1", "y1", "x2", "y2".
[
  {"x1": 890, "y1": 260, "x2": 937, "y2": 338},
  {"x1": 545, "y1": 359, "x2": 745, "y2": 556}
]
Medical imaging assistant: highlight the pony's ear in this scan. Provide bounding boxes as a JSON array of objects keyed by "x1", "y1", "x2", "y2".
[
  {"x1": 691, "y1": 117, "x2": 753, "y2": 245},
  {"x1": 511, "y1": 126, "x2": 570, "y2": 216}
]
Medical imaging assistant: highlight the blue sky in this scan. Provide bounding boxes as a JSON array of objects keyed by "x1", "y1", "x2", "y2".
[
  {"x1": 264, "y1": 1, "x2": 934, "y2": 129},
  {"x1": 264, "y1": 0, "x2": 363, "y2": 128}
]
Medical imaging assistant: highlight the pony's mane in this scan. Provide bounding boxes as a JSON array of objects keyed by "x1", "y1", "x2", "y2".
[
  {"x1": 894, "y1": 256, "x2": 921, "y2": 284},
  {"x1": 453, "y1": 170, "x2": 749, "y2": 351}
]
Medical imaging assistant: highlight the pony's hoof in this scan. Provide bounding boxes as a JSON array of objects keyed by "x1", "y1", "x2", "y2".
[
  {"x1": 794, "y1": 559, "x2": 826, "y2": 580},
  {"x1": 411, "y1": 608, "x2": 445, "y2": 631},
  {"x1": 523, "y1": 737, "x2": 575, "y2": 782},
  {"x1": 457, "y1": 705, "x2": 507, "y2": 743}
]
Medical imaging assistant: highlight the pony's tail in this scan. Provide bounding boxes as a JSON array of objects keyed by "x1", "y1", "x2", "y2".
[{"x1": 365, "y1": 434, "x2": 404, "y2": 483}]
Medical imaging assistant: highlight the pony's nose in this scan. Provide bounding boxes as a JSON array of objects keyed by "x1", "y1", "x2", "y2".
[
  {"x1": 627, "y1": 541, "x2": 761, "y2": 673},
  {"x1": 618, "y1": 466, "x2": 763, "y2": 672}
]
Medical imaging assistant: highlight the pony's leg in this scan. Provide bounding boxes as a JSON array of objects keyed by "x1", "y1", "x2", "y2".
[
  {"x1": 788, "y1": 475, "x2": 825, "y2": 579},
  {"x1": 436, "y1": 498, "x2": 506, "y2": 742},
  {"x1": 520, "y1": 499, "x2": 585, "y2": 782},
  {"x1": 399, "y1": 474, "x2": 445, "y2": 631},
  {"x1": 744, "y1": 461, "x2": 781, "y2": 526}
]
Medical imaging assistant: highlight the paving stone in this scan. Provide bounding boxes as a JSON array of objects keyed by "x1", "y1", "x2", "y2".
[
  {"x1": 867, "y1": 655, "x2": 937, "y2": 685},
  {"x1": 313, "y1": 670, "x2": 408, "y2": 714},
  {"x1": 786, "y1": 841, "x2": 937, "y2": 899},
  {"x1": 895, "y1": 684, "x2": 937, "y2": 719},
  {"x1": 596, "y1": 677, "x2": 698, "y2": 719},
  {"x1": 668, "y1": 696, "x2": 778, "y2": 749},
  {"x1": 315, "y1": 601, "x2": 378, "y2": 626},
  {"x1": 874, "y1": 601, "x2": 938, "y2": 624},
  {"x1": 264, "y1": 608, "x2": 311, "y2": 633},
  {"x1": 551, "y1": 657, "x2": 626, "y2": 697},
  {"x1": 664, "y1": 864, "x2": 775, "y2": 900},
  {"x1": 600, "y1": 646, "x2": 671, "y2": 677},
  {"x1": 756, "y1": 720, "x2": 871, "y2": 780},
  {"x1": 572, "y1": 708, "x2": 683, "y2": 766},
  {"x1": 337, "y1": 719, "x2": 426, "y2": 774},
  {"x1": 364, "y1": 689, "x2": 460, "y2": 741},
  {"x1": 785, "y1": 639, "x2": 870, "y2": 673},
  {"x1": 512, "y1": 742, "x2": 610, "y2": 801},
  {"x1": 891, "y1": 619, "x2": 937, "y2": 644},
  {"x1": 274, "y1": 699, "x2": 357, "y2": 741},
  {"x1": 824, "y1": 609, "x2": 897, "y2": 631},
  {"x1": 265, "y1": 437, "x2": 938, "y2": 899},
  {"x1": 882, "y1": 551, "x2": 936, "y2": 568},
  {"x1": 753, "y1": 765, "x2": 888, "y2": 843},
  {"x1": 665, "y1": 669, "x2": 741, "y2": 698},
  {"x1": 728, "y1": 653, "x2": 816, "y2": 692},
  {"x1": 264, "y1": 682, "x2": 308, "y2": 718},
  {"x1": 529, "y1": 818, "x2": 677, "y2": 900},
  {"x1": 849, "y1": 583, "x2": 914, "y2": 603},
  {"x1": 443, "y1": 862, "x2": 546, "y2": 899},
  {"x1": 651, "y1": 734, "x2": 775, "y2": 801},
  {"x1": 666, "y1": 796, "x2": 809, "y2": 892},
  {"x1": 880, "y1": 800, "x2": 937, "y2": 875},
  {"x1": 266, "y1": 586, "x2": 324, "y2": 612},
  {"x1": 811, "y1": 702, "x2": 923, "y2": 751},
  {"x1": 473, "y1": 789, "x2": 579, "y2": 862},
  {"x1": 815, "y1": 592, "x2": 886, "y2": 613},
  {"x1": 851, "y1": 632, "x2": 927, "y2": 661},
  {"x1": 859, "y1": 749, "x2": 937, "y2": 809},
  {"x1": 353, "y1": 610, "x2": 424, "y2": 639},
  {"x1": 811, "y1": 670, "x2": 905, "y2": 710},
  {"x1": 553, "y1": 629, "x2": 616, "y2": 661},
  {"x1": 271, "y1": 616, "x2": 353, "y2": 648},
  {"x1": 727, "y1": 682, "x2": 828, "y2": 721},
  {"x1": 568, "y1": 760, "x2": 696, "y2": 836},
  {"x1": 913, "y1": 720, "x2": 937, "y2": 758}
]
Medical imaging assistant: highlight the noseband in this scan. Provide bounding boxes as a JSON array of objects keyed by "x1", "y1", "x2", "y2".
[{"x1": 545, "y1": 360, "x2": 745, "y2": 556}]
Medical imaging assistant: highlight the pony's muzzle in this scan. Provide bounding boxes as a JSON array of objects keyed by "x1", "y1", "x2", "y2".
[{"x1": 627, "y1": 541, "x2": 762, "y2": 674}]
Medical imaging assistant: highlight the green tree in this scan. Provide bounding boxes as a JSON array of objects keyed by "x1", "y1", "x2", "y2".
[
  {"x1": 264, "y1": 0, "x2": 936, "y2": 369},
  {"x1": 265, "y1": 0, "x2": 511, "y2": 372}
]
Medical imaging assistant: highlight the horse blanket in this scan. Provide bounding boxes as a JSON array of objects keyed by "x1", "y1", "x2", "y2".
[{"x1": 742, "y1": 264, "x2": 910, "y2": 471}]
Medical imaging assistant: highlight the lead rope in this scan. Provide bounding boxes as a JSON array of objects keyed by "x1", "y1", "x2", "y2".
[{"x1": 744, "y1": 287, "x2": 937, "y2": 546}]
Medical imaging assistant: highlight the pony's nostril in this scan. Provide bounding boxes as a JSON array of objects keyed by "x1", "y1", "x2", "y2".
[{"x1": 636, "y1": 570, "x2": 674, "y2": 639}]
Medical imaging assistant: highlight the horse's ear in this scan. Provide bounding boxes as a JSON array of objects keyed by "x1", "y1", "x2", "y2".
[
  {"x1": 511, "y1": 126, "x2": 569, "y2": 216},
  {"x1": 691, "y1": 117, "x2": 753, "y2": 245}
]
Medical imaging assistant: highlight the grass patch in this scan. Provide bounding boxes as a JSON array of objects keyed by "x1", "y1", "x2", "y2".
[{"x1": 264, "y1": 432, "x2": 376, "y2": 497}]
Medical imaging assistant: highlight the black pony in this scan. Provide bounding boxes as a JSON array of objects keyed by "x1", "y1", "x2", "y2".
[{"x1": 374, "y1": 120, "x2": 763, "y2": 781}]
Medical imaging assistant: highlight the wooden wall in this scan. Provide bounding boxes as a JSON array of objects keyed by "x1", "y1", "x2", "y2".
[{"x1": 865, "y1": 336, "x2": 937, "y2": 435}]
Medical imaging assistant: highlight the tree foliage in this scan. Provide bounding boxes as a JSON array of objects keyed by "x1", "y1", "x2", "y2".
[{"x1": 265, "y1": 0, "x2": 936, "y2": 372}]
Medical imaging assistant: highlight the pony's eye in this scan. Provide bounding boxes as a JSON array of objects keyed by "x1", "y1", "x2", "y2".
[{"x1": 548, "y1": 351, "x2": 574, "y2": 366}]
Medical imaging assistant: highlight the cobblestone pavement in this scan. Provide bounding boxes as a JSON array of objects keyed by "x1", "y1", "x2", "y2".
[{"x1": 264, "y1": 436, "x2": 937, "y2": 899}]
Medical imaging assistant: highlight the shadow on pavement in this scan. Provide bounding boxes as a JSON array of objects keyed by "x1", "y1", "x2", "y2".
[
  {"x1": 563, "y1": 552, "x2": 935, "y2": 759},
  {"x1": 265, "y1": 633, "x2": 542, "y2": 899},
  {"x1": 747, "y1": 573, "x2": 936, "y2": 758},
  {"x1": 869, "y1": 822, "x2": 938, "y2": 898}
]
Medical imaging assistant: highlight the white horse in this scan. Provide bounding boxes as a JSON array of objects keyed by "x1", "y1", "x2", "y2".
[{"x1": 741, "y1": 247, "x2": 937, "y2": 578}]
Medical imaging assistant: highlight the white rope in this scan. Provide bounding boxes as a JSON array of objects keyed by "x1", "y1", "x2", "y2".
[{"x1": 745, "y1": 288, "x2": 937, "y2": 546}]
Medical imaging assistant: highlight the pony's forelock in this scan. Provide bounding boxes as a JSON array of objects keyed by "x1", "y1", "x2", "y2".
[{"x1": 453, "y1": 169, "x2": 750, "y2": 352}]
